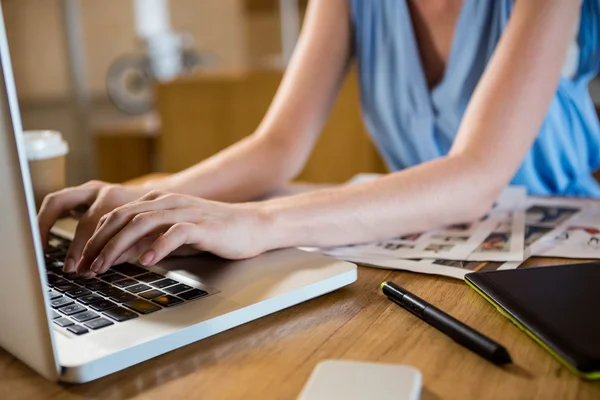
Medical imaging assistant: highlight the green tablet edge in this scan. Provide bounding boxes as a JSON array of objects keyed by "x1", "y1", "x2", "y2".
[{"x1": 464, "y1": 278, "x2": 600, "y2": 380}]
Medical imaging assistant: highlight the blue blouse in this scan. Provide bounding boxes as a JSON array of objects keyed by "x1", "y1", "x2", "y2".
[{"x1": 351, "y1": 0, "x2": 600, "y2": 196}]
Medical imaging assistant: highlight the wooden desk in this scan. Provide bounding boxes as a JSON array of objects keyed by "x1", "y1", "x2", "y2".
[{"x1": 1, "y1": 179, "x2": 599, "y2": 399}]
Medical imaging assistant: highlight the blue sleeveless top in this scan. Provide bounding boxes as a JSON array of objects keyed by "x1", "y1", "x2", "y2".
[{"x1": 351, "y1": 0, "x2": 600, "y2": 196}]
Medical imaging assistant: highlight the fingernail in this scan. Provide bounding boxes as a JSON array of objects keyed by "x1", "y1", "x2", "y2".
[
  {"x1": 91, "y1": 255, "x2": 104, "y2": 273},
  {"x1": 140, "y1": 250, "x2": 154, "y2": 266},
  {"x1": 80, "y1": 271, "x2": 95, "y2": 279},
  {"x1": 64, "y1": 257, "x2": 76, "y2": 273}
]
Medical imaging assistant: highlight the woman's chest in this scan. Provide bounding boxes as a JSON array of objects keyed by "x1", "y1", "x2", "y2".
[{"x1": 406, "y1": 0, "x2": 464, "y2": 89}]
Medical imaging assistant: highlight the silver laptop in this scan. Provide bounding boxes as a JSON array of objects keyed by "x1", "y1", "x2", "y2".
[{"x1": 0, "y1": 7, "x2": 356, "y2": 383}]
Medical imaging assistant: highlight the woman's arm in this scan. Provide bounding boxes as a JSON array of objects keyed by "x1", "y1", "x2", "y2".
[
  {"x1": 151, "y1": 0, "x2": 353, "y2": 202},
  {"x1": 259, "y1": 0, "x2": 582, "y2": 249},
  {"x1": 72, "y1": 0, "x2": 583, "y2": 274},
  {"x1": 38, "y1": 0, "x2": 353, "y2": 272}
]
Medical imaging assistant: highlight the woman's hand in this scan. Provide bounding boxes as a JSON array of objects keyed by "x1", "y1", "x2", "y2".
[
  {"x1": 38, "y1": 181, "x2": 151, "y2": 274},
  {"x1": 75, "y1": 190, "x2": 272, "y2": 276}
]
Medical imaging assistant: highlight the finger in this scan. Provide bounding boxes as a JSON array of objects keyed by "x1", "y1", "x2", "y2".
[
  {"x1": 37, "y1": 184, "x2": 100, "y2": 249},
  {"x1": 64, "y1": 212, "x2": 101, "y2": 274},
  {"x1": 80, "y1": 194, "x2": 193, "y2": 270},
  {"x1": 139, "y1": 223, "x2": 206, "y2": 266},
  {"x1": 77, "y1": 196, "x2": 189, "y2": 273},
  {"x1": 137, "y1": 189, "x2": 171, "y2": 202},
  {"x1": 85, "y1": 208, "x2": 191, "y2": 275},
  {"x1": 113, "y1": 236, "x2": 157, "y2": 265}
]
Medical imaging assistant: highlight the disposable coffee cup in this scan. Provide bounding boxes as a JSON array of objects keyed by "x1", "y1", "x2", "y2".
[{"x1": 22, "y1": 130, "x2": 69, "y2": 209}]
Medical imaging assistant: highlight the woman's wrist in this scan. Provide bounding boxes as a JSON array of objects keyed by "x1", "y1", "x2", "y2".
[
  {"x1": 138, "y1": 174, "x2": 189, "y2": 195},
  {"x1": 252, "y1": 199, "x2": 309, "y2": 252}
]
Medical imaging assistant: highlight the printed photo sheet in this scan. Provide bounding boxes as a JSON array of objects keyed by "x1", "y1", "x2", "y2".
[
  {"x1": 318, "y1": 253, "x2": 520, "y2": 280},
  {"x1": 522, "y1": 197, "x2": 588, "y2": 257},
  {"x1": 534, "y1": 200, "x2": 600, "y2": 259},
  {"x1": 467, "y1": 187, "x2": 527, "y2": 262},
  {"x1": 330, "y1": 216, "x2": 501, "y2": 261}
]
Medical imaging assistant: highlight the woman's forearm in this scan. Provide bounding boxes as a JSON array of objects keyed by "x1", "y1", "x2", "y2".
[
  {"x1": 145, "y1": 134, "x2": 297, "y2": 202},
  {"x1": 261, "y1": 153, "x2": 497, "y2": 249},
  {"x1": 260, "y1": 0, "x2": 581, "y2": 251},
  {"x1": 141, "y1": 0, "x2": 353, "y2": 203}
]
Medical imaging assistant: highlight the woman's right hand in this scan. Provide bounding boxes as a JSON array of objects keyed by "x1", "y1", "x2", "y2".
[{"x1": 37, "y1": 180, "x2": 151, "y2": 274}]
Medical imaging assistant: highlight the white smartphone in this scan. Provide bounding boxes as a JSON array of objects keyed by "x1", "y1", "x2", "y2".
[{"x1": 298, "y1": 360, "x2": 422, "y2": 400}]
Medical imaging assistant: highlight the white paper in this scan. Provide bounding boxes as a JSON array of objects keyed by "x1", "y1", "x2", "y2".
[
  {"x1": 534, "y1": 201, "x2": 600, "y2": 259},
  {"x1": 345, "y1": 173, "x2": 383, "y2": 185},
  {"x1": 316, "y1": 252, "x2": 519, "y2": 280},
  {"x1": 326, "y1": 216, "x2": 501, "y2": 261},
  {"x1": 522, "y1": 197, "x2": 588, "y2": 257},
  {"x1": 466, "y1": 187, "x2": 527, "y2": 262}
]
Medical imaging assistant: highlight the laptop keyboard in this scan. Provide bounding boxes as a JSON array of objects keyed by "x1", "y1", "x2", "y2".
[{"x1": 45, "y1": 233, "x2": 209, "y2": 336}]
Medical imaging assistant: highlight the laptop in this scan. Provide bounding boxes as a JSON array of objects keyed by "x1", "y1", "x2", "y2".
[{"x1": 0, "y1": 7, "x2": 357, "y2": 383}]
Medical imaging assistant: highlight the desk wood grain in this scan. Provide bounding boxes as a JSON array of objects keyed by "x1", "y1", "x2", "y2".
[
  {"x1": 1, "y1": 175, "x2": 599, "y2": 399},
  {"x1": 1, "y1": 259, "x2": 598, "y2": 399}
]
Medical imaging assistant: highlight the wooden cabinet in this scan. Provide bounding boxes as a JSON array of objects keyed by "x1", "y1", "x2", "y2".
[{"x1": 156, "y1": 69, "x2": 386, "y2": 183}]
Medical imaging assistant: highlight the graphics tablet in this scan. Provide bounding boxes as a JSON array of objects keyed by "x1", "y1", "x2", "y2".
[{"x1": 465, "y1": 262, "x2": 600, "y2": 379}]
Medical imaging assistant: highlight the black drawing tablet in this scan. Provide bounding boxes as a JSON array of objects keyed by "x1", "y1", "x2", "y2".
[{"x1": 465, "y1": 262, "x2": 600, "y2": 379}]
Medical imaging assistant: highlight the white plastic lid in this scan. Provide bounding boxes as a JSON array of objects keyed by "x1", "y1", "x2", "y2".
[{"x1": 22, "y1": 130, "x2": 69, "y2": 160}]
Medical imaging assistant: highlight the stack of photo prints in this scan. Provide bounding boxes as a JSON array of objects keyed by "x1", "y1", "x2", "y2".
[{"x1": 303, "y1": 174, "x2": 598, "y2": 280}]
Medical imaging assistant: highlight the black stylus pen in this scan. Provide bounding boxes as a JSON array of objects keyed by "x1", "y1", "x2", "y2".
[{"x1": 381, "y1": 281, "x2": 512, "y2": 365}]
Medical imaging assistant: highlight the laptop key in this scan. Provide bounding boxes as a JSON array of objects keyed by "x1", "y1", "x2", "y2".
[
  {"x1": 48, "y1": 290, "x2": 62, "y2": 300},
  {"x1": 152, "y1": 295, "x2": 184, "y2": 308},
  {"x1": 84, "y1": 317, "x2": 114, "y2": 330},
  {"x1": 77, "y1": 294, "x2": 104, "y2": 305},
  {"x1": 113, "y1": 278, "x2": 138, "y2": 288},
  {"x1": 136, "y1": 272, "x2": 164, "y2": 283},
  {"x1": 124, "y1": 299, "x2": 161, "y2": 314},
  {"x1": 127, "y1": 283, "x2": 151, "y2": 293},
  {"x1": 100, "y1": 273, "x2": 126, "y2": 283},
  {"x1": 64, "y1": 272, "x2": 80, "y2": 280},
  {"x1": 73, "y1": 277, "x2": 98, "y2": 286},
  {"x1": 67, "y1": 325, "x2": 89, "y2": 335},
  {"x1": 111, "y1": 264, "x2": 148, "y2": 277},
  {"x1": 97, "y1": 287, "x2": 124, "y2": 297},
  {"x1": 59, "y1": 304, "x2": 86, "y2": 315},
  {"x1": 66, "y1": 288, "x2": 92, "y2": 298},
  {"x1": 163, "y1": 283, "x2": 193, "y2": 295},
  {"x1": 46, "y1": 274, "x2": 63, "y2": 285},
  {"x1": 150, "y1": 279, "x2": 179, "y2": 289},
  {"x1": 54, "y1": 283, "x2": 80, "y2": 293},
  {"x1": 90, "y1": 299, "x2": 118, "y2": 311},
  {"x1": 86, "y1": 281, "x2": 112, "y2": 291},
  {"x1": 178, "y1": 289, "x2": 208, "y2": 301},
  {"x1": 72, "y1": 311, "x2": 99, "y2": 323},
  {"x1": 51, "y1": 310, "x2": 61, "y2": 319},
  {"x1": 51, "y1": 297, "x2": 74, "y2": 309},
  {"x1": 109, "y1": 292, "x2": 137, "y2": 303},
  {"x1": 103, "y1": 307, "x2": 139, "y2": 322},
  {"x1": 138, "y1": 289, "x2": 165, "y2": 300},
  {"x1": 52, "y1": 269, "x2": 67, "y2": 277},
  {"x1": 46, "y1": 248, "x2": 67, "y2": 259},
  {"x1": 53, "y1": 317, "x2": 74, "y2": 327},
  {"x1": 46, "y1": 260, "x2": 64, "y2": 270}
]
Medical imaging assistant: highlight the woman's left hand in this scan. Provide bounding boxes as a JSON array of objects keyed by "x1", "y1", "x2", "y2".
[{"x1": 75, "y1": 190, "x2": 273, "y2": 276}]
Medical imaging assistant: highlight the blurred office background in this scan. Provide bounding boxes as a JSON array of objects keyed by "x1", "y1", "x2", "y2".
[{"x1": 4, "y1": 0, "x2": 600, "y2": 186}]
